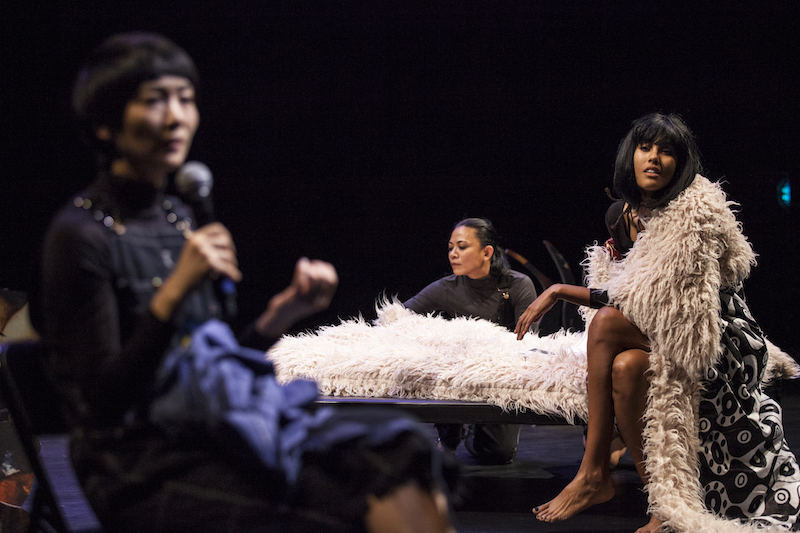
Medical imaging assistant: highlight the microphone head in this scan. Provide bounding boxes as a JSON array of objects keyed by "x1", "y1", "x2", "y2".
[{"x1": 175, "y1": 161, "x2": 214, "y2": 200}]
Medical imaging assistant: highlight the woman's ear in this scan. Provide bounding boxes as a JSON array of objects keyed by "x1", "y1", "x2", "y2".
[
  {"x1": 95, "y1": 126, "x2": 112, "y2": 142},
  {"x1": 484, "y1": 245, "x2": 495, "y2": 261}
]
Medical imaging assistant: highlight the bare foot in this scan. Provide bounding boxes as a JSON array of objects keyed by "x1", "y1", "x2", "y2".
[
  {"x1": 532, "y1": 471, "x2": 615, "y2": 522},
  {"x1": 634, "y1": 515, "x2": 662, "y2": 533}
]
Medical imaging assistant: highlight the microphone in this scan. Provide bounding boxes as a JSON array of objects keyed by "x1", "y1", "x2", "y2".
[
  {"x1": 174, "y1": 161, "x2": 238, "y2": 320},
  {"x1": 175, "y1": 160, "x2": 215, "y2": 226}
]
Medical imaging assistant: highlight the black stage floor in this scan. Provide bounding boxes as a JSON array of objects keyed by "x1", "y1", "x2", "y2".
[{"x1": 29, "y1": 380, "x2": 800, "y2": 533}]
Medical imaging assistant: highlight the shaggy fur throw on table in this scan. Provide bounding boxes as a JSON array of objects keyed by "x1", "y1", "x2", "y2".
[{"x1": 269, "y1": 300, "x2": 590, "y2": 423}]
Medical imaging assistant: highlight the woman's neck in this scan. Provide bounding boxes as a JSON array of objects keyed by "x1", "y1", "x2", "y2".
[
  {"x1": 96, "y1": 170, "x2": 164, "y2": 218},
  {"x1": 109, "y1": 158, "x2": 168, "y2": 189},
  {"x1": 465, "y1": 264, "x2": 492, "y2": 280}
]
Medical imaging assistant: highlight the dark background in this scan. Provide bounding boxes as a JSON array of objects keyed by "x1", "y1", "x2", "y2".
[{"x1": 3, "y1": 2, "x2": 799, "y2": 355}]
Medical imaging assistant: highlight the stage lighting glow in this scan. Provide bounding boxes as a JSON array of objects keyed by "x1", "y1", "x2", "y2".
[{"x1": 777, "y1": 179, "x2": 791, "y2": 209}]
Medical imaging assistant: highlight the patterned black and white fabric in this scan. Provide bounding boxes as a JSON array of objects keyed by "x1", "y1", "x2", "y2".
[{"x1": 699, "y1": 288, "x2": 800, "y2": 528}]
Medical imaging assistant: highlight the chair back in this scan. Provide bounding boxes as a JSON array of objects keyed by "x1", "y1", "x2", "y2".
[
  {"x1": 0, "y1": 340, "x2": 72, "y2": 533},
  {"x1": 0, "y1": 340, "x2": 66, "y2": 435}
]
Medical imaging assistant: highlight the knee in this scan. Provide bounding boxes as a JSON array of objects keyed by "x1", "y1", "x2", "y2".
[
  {"x1": 588, "y1": 307, "x2": 647, "y2": 350},
  {"x1": 611, "y1": 350, "x2": 649, "y2": 393},
  {"x1": 588, "y1": 307, "x2": 628, "y2": 341}
]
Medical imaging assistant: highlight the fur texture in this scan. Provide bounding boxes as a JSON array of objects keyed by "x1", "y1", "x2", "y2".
[
  {"x1": 269, "y1": 299, "x2": 591, "y2": 423},
  {"x1": 267, "y1": 176, "x2": 799, "y2": 531},
  {"x1": 584, "y1": 175, "x2": 799, "y2": 532}
]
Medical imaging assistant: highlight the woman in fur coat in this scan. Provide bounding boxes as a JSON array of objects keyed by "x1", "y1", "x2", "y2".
[{"x1": 515, "y1": 113, "x2": 800, "y2": 532}]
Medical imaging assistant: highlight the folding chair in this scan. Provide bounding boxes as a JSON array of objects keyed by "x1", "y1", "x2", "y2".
[
  {"x1": 0, "y1": 341, "x2": 70, "y2": 533},
  {"x1": 506, "y1": 240, "x2": 583, "y2": 335}
]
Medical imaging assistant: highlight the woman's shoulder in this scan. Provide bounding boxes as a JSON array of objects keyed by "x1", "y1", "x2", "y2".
[
  {"x1": 49, "y1": 195, "x2": 105, "y2": 234},
  {"x1": 604, "y1": 200, "x2": 634, "y2": 252},
  {"x1": 508, "y1": 269, "x2": 534, "y2": 286},
  {"x1": 414, "y1": 273, "x2": 459, "y2": 294},
  {"x1": 45, "y1": 195, "x2": 111, "y2": 256},
  {"x1": 605, "y1": 200, "x2": 626, "y2": 225},
  {"x1": 430, "y1": 273, "x2": 459, "y2": 285}
]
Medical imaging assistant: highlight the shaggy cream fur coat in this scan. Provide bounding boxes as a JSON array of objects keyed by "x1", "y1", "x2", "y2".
[{"x1": 583, "y1": 175, "x2": 798, "y2": 532}]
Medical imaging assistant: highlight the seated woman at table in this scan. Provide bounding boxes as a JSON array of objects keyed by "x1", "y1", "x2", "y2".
[
  {"x1": 404, "y1": 217, "x2": 537, "y2": 464},
  {"x1": 38, "y1": 31, "x2": 457, "y2": 533}
]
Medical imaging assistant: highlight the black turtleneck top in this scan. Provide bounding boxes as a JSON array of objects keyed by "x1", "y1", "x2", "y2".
[{"x1": 403, "y1": 270, "x2": 536, "y2": 331}]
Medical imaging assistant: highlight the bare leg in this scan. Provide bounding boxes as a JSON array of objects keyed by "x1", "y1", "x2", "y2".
[
  {"x1": 582, "y1": 432, "x2": 626, "y2": 468},
  {"x1": 613, "y1": 349, "x2": 662, "y2": 533},
  {"x1": 612, "y1": 348, "x2": 650, "y2": 483},
  {"x1": 533, "y1": 307, "x2": 649, "y2": 522},
  {"x1": 365, "y1": 484, "x2": 455, "y2": 533}
]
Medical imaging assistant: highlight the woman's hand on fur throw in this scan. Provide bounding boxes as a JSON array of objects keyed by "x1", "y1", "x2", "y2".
[
  {"x1": 255, "y1": 258, "x2": 339, "y2": 338},
  {"x1": 515, "y1": 284, "x2": 591, "y2": 340},
  {"x1": 515, "y1": 288, "x2": 559, "y2": 340}
]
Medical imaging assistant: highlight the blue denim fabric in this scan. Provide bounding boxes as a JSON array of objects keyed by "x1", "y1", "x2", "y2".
[{"x1": 149, "y1": 319, "x2": 336, "y2": 483}]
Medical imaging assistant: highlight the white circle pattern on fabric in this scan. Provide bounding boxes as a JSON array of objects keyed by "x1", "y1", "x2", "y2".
[{"x1": 699, "y1": 289, "x2": 800, "y2": 527}]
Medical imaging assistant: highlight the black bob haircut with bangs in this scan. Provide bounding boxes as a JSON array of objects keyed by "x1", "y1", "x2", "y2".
[
  {"x1": 72, "y1": 32, "x2": 199, "y2": 162},
  {"x1": 612, "y1": 113, "x2": 703, "y2": 209}
]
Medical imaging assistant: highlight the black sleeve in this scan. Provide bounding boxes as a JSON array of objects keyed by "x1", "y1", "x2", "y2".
[
  {"x1": 238, "y1": 324, "x2": 280, "y2": 352},
  {"x1": 588, "y1": 288, "x2": 611, "y2": 309},
  {"x1": 511, "y1": 273, "x2": 537, "y2": 323},
  {"x1": 403, "y1": 279, "x2": 446, "y2": 315}
]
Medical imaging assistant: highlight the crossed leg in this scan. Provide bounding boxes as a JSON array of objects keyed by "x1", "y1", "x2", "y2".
[
  {"x1": 533, "y1": 307, "x2": 653, "y2": 525},
  {"x1": 612, "y1": 342, "x2": 661, "y2": 533}
]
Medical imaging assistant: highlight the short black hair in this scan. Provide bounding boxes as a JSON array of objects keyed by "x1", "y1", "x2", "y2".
[
  {"x1": 72, "y1": 32, "x2": 199, "y2": 160},
  {"x1": 612, "y1": 113, "x2": 702, "y2": 209}
]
